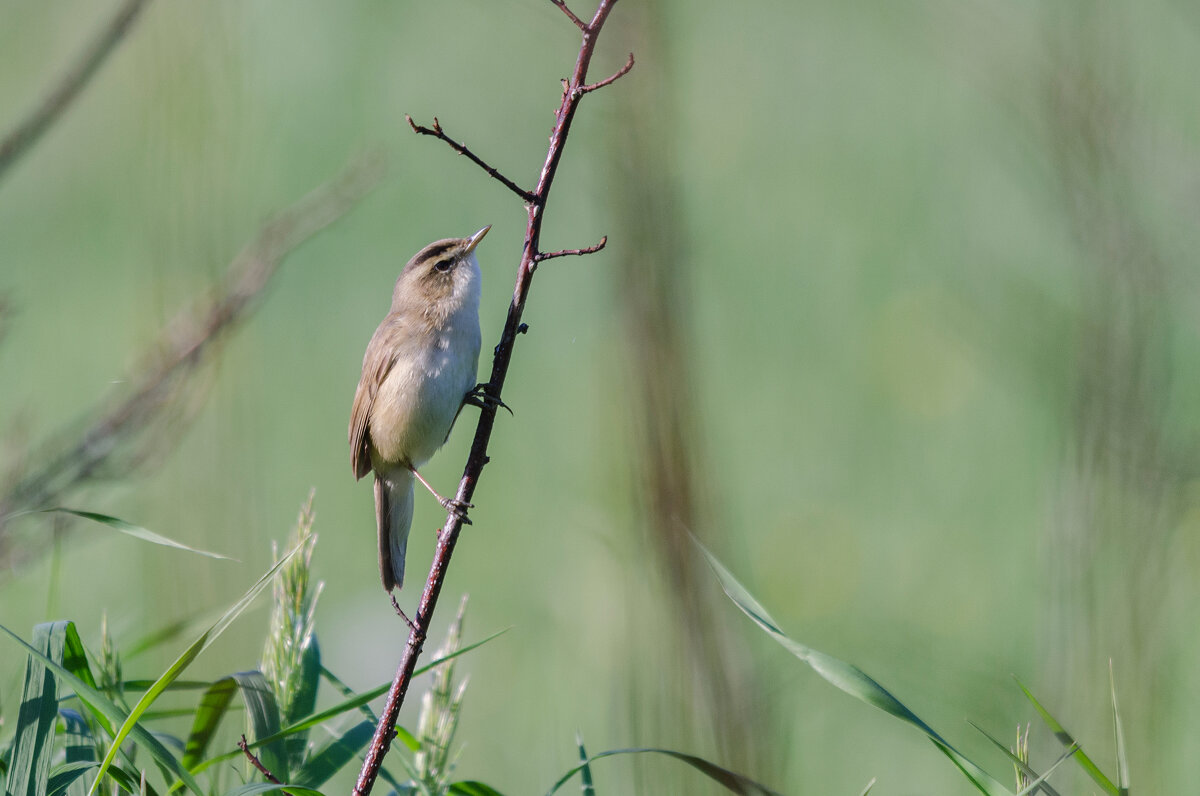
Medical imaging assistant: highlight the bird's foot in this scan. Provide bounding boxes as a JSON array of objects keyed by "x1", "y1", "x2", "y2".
[
  {"x1": 463, "y1": 382, "x2": 513, "y2": 415},
  {"x1": 439, "y1": 497, "x2": 474, "y2": 525}
]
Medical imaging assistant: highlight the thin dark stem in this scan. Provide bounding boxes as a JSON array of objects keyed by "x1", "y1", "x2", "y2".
[
  {"x1": 534, "y1": 236, "x2": 608, "y2": 262},
  {"x1": 353, "y1": 2, "x2": 630, "y2": 794},
  {"x1": 238, "y1": 734, "x2": 290, "y2": 793},
  {"x1": 0, "y1": 0, "x2": 151, "y2": 183},
  {"x1": 406, "y1": 115, "x2": 536, "y2": 204}
]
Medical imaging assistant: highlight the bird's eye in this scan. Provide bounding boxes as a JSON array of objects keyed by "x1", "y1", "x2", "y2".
[{"x1": 434, "y1": 258, "x2": 454, "y2": 273}]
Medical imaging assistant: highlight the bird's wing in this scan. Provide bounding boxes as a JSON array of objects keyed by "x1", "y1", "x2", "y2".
[{"x1": 349, "y1": 320, "x2": 399, "y2": 480}]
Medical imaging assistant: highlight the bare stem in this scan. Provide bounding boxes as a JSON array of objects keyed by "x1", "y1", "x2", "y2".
[
  {"x1": 0, "y1": 0, "x2": 151, "y2": 183},
  {"x1": 534, "y1": 236, "x2": 608, "y2": 263},
  {"x1": 353, "y1": 3, "x2": 631, "y2": 794},
  {"x1": 406, "y1": 115, "x2": 536, "y2": 203},
  {"x1": 550, "y1": 0, "x2": 588, "y2": 30},
  {"x1": 238, "y1": 735, "x2": 290, "y2": 794},
  {"x1": 581, "y1": 52, "x2": 635, "y2": 94}
]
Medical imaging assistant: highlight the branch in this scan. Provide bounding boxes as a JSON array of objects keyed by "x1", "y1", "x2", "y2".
[
  {"x1": 238, "y1": 735, "x2": 291, "y2": 794},
  {"x1": 580, "y1": 52, "x2": 635, "y2": 94},
  {"x1": 0, "y1": 153, "x2": 382, "y2": 563},
  {"x1": 353, "y1": 2, "x2": 632, "y2": 794},
  {"x1": 405, "y1": 115, "x2": 536, "y2": 203},
  {"x1": 534, "y1": 235, "x2": 608, "y2": 263},
  {"x1": 549, "y1": 0, "x2": 588, "y2": 30},
  {"x1": 0, "y1": 0, "x2": 151, "y2": 183}
]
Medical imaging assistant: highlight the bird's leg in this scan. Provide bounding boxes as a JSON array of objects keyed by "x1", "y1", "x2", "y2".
[
  {"x1": 409, "y1": 465, "x2": 473, "y2": 525},
  {"x1": 463, "y1": 382, "x2": 513, "y2": 415}
]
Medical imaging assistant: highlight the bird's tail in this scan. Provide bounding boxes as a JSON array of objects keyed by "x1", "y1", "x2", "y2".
[{"x1": 375, "y1": 470, "x2": 414, "y2": 591}]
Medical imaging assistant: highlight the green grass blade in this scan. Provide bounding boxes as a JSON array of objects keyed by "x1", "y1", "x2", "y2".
[
  {"x1": 544, "y1": 748, "x2": 782, "y2": 796},
  {"x1": 968, "y1": 721, "x2": 1063, "y2": 796},
  {"x1": 373, "y1": 754, "x2": 413, "y2": 795},
  {"x1": 181, "y1": 677, "x2": 238, "y2": 769},
  {"x1": 395, "y1": 725, "x2": 421, "y2": 753},
  {"x1": 125, "y1": 616, "x2": 209, "y2": 661},
  {"x1": 1108, "y1": 662, "x2": 1129, "y2": 794},
  {"x1": 186, "y1": 629, "x2": 509, "y2": 778},
  {"x1": 697, "y1": 542, "x2": 1009, "y2": 796},
  {"x1": 575, "y1": 732, "x2": 595, "y2": 796},
  {"x1": 59, "y1": 709, "x2": 95, "y2": 762},
  {"x1": 292, "y1": 719, "x2": 373, "y2": 788},
  {"x1": 47, "y1": 762, "x2": 99, "y2": 796},
  {"x1": 857, "y1": 778, "x2": 877, "y2": 796},
  {"x1": 408, "y1": 628, "x2": 509, "y2": 678},
  {"x1": 103, "y1": 761, "x2": 154, "y2": 795},
  {"x1": 317, "y1": 665, "x2": 379, "y2": 725},
  {"x1": 5, "y1": 621, "x2": 67, "y2": 796},
  {"x1": 1014, "y1": 678, "x2": 1119, "y2": 795},
  {"x1": 218, "y1": 785, "x2": 325, "y2": 796},
  {"x1": 231, "y1": 671, "x2": 288, "y2": 784},
  {"x1": 59, "y1": 708, "x2": 96, "y2": 796},
  {"x1": 87, "y1": 533, "x2": 306, "y2": 795},
  {"x1": 0, "y1": 623, "x2": 202, "y2": 795},
  {"x1": 1013, "y1": 744, "x2": 1079, "y2": 796},
  {"x1": 290, "y1": 637, "x2": 323, "y2": 726},
  {"x1": 122, "y1": 680, "x2": 211, "y2": 692},
  {"x1": 54, "y1": 622, "x2": 116, "y2": 740},
  {"x1": 145, "y1": 709, "x2": 230, "y2": 725},
  {"x1": 449, "y1": 783, "x2": 508, "y2": 796},
  {"x1": 60, "y1": 764, "x2": 156, "y2": 796},
  {"x1": 188, "y1": 687, "x2": 387, "y2": 778},
  {"x1": 41, "y1": 509, "x2": 235, "y2": 560},
  {"x1": 151, "y1": 730, "x2": 185, "y2": 755},
  {"x1": 285, "y1": 638, "x2": 321, "y2": 769}
]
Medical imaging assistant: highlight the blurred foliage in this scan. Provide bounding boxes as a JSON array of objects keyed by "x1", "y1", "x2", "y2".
[
  {"x1": 0, "y1": 506, "x2": 507, "y2": 795},
  {"x1": 2, "y1": 0, "x2": 1199, "y2": 793}
]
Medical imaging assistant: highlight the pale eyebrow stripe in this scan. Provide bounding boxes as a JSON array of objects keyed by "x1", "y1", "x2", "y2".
[{"x1": 412, "y1": 240, "x2": 456, "y2": 265}]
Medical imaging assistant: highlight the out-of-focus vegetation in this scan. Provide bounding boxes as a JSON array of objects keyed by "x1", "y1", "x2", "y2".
[{"x1": 2, "y1": 1, "x2": 1198, "y2": 793}]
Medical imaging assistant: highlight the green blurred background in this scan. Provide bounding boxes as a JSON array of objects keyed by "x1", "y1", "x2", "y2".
[{"x1": 2, "y1": 0, "x2": 1199, "y2": 793}]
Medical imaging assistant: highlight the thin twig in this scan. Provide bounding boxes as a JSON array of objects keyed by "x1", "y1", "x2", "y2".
[
  {"x1": 238, "y1": 735, "x2": 290, "y2": 794},
  {"x1": 534, "y1": 236, "x2": 608, "y2": 263},
  {"x1": 390, "y1": 593, "x2": 419, "y2": 634},
  {"x1": 549, "y1": 0, "x2": 588, "y2": 30},
  {"x1": 0, "y1": 0, "x2": 151, "y2": 183},
  {"x1": 353, "y1": 2, "x2": 631, "y2": 794},
  {"x1": 0, "y1": 153, "x2": 382, "y2": 563},
  {"x1": 581, "y1": 53, "x2": 635, "y2": 94},
  {"x1": 405, "y1": 115, "x2": 536, "y2": 203}
]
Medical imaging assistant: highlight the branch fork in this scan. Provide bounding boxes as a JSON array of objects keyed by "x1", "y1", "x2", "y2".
[{"x1": 580, "y1": 52, "x2": 635, "y2": 95}]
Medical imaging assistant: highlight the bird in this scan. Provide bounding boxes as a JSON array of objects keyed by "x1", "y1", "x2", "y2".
[{"x1": 349, "y1": 225, "x2": 490, "y2": 591}]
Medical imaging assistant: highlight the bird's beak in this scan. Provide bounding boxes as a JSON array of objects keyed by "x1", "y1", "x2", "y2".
[{"x1": 464, "y1": 225, "x2": 492, "y2": 255}]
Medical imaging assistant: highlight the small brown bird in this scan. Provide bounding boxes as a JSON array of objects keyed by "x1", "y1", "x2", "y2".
[{"x1": 349, "y1": 226, "x2": 490, "y2": 591}]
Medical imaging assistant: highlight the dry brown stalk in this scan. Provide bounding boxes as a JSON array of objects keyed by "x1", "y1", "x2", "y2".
[
  {"x1": 0, "y1": 155, "x2": 382, "y2": 563},
  {"x1": 0, "y1": 0, "x2": 152, "y2": 183}
]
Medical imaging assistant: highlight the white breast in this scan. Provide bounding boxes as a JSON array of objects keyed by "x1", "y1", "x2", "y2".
[{"x1": 369, "y1": 253, "x2": 482, "y2": 469}]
